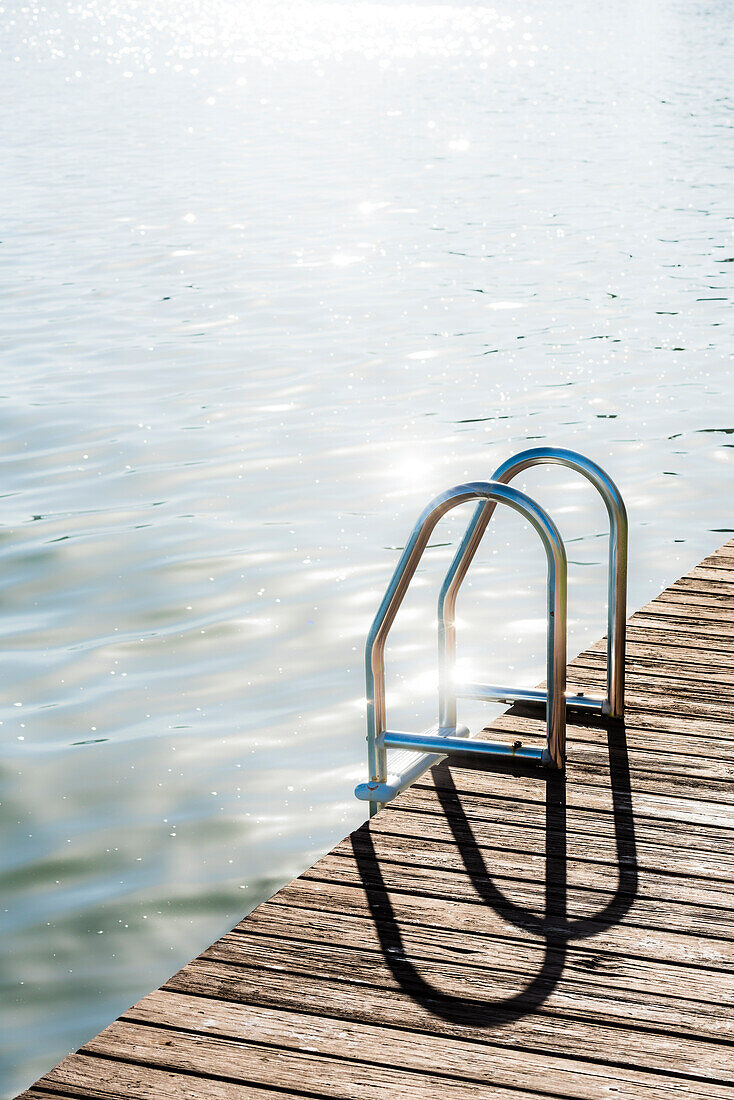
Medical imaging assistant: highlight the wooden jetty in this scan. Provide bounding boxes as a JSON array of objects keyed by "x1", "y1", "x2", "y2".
[{"x1": 21, "y1": 540, "x2": 734, "y2": 1098}]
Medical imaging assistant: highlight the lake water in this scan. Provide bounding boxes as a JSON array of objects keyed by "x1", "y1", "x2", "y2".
[{"x1": 1, "y1": 0, "x2": 732, "y2": 1091}]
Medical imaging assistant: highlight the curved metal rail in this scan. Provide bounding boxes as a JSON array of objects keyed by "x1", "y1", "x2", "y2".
[
  {"x1": 437, "y1": 448, "x2": 627, "y2": 731},
  {"x1": 355, "y1": 481, "x2": 567, "y2": 816}
]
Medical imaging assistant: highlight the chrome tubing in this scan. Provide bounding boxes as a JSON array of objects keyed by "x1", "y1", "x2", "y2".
[
  {"x1": 354, "y1": 723, "x2": 471, "y2": 805},
  {"x1": 455, "y1": 683, "x2": 607, "y2": 713},
  {"x1": 384, "y1": 728, "x2": 546, "y2": 762},
  {"x1": 362, "y1": 481, "x2": 567, "y2": 817},
  {"x1": 438, "y1": 448, "x2": 627, "y2": 730}
]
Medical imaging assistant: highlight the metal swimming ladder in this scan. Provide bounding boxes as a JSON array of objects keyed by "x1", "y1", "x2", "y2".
[
  {"x1": 354, "y1": 481, "x2": 568, "y2": 817},
  {"x1": 354, "y1": 451, "x2": 627, "y2": 818}
]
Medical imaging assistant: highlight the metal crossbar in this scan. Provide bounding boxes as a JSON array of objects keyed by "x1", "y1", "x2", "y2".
[{"x1": 354, "y1": 452, "x2": 628, "y2": 818}]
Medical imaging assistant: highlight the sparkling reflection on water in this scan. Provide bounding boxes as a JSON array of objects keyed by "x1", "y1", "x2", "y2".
[{"x1": 1, "y1": 0, "x2": 733, "y2": 1090}]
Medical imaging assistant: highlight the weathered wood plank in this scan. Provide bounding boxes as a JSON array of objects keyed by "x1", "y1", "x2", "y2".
[
  {"x1": 164, "y1": 958, "x2": 734, "y2": 1081},
  {"x1": 124, "y1": 990, "x2": 732, "y2": 1100},
  {"x1": 298, "y1": 854, "x2": 730, "y2": 939},
  {"x1": 28, "y1": 1057, "x2": 291, "y2": 1100},
  {"x1": 622, "y1": 618, "x2": 734, "y2": 650},
  {"x1": 624, "y1": 610, "x2": 734, "y2": 640},
  {"x1": 16, "y1": 1094, "x2": 79, "y2": 1100},
  {"x1": 74, "y1": 1021, "x2": 530, "y2": 1100},
  {"x1": 231, "y1": 904, "x2": 734, "y2": 1000},
  {"x1": 367, "y1": 803, "x2": 734, "y2": 877},
  {"x1": 575, "y1": 647, "x2": 734, "y2": 686},
  {"x1": 569, "y1": 659, "x2": 734, "y2": 699},
  {"x1": 683, "y1": 565, "x2": 734, "y2": 581},
  {"x1": 266, "y1": 878, "x2": 734, "y2": 969},
  {"x1": 198, "y1": 929, "x2": 734, "y2": 1033},
  {"x1": 486, "y1": 709, "x2": 734, "y2": 755},
  {"x1": 404, "y1": 769, "x2": 734, "y2": 829},
  {"x1": 635, "y1": 598, "x2": 734, "y2": 622},
  {"x1": 81, "y1": 1020, "x2": 521, "y2": 1100},
  {"x1": 586, "y1": 632, "x2": 734, "y2": 660},
  {"x1": 671, "y1": 575, "x2": 734, "y2": 593},
  {"x1": 325, "y1": 829, "x2": 734, "y2": 901}
]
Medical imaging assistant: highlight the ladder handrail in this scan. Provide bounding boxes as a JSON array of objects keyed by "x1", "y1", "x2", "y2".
[
  {"x1": 365, "y1": 481, "x2": 567, "y2": 813},
  {"x1": 437, "y1": 448, "x2": 628, "y2": 727}
]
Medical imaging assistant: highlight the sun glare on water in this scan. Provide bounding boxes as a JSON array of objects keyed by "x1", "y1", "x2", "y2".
[{"x1": 6, "y1": 0, "x2": 538, "y2": 70}]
